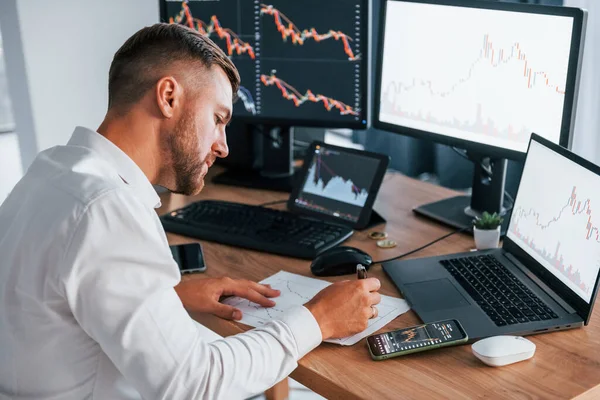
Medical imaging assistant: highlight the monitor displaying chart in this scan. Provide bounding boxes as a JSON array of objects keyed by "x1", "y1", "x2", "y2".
[
  {"x1": 377, "y1": 1, "x2": 576, "y2": 153},
  {"x1": 507, "y1": 140, "x2": 600, "y2": 303},
  {"x1": 162, "y1": 0, "x2": 368, "y2": 128},
  {"x1": 294, "y1": 144, "x2": 381, "y2": 223}
]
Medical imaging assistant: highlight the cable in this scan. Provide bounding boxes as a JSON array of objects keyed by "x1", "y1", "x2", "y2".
[
  {"x1": 503, "y1": 191, "x2": 515, "y2": 210},
  {"x1": 451, "y1": 146, "x2": 471, "y2": 162},
  {"x1": 257, "y1": 199, "x2": 287, "y2": 207},
  {"x1": 293, "y1": 139, "x2": 312, "y2": 148},
  {"x1": 372, "y1": 227, "x2": 469, "y2": 265}
]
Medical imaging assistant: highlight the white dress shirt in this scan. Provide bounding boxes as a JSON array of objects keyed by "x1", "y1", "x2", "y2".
[{"x1": 0, "y1": 127, "x2": 322, "y2": 400}]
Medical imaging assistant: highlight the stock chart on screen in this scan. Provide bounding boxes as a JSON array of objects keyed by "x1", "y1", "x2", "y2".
[
  {"x1": 507, "y1": 141, "x2": 600, "y2": 303},
  {"x1": 294, "y1": 145, "x2": 380, "y2": 222},
  {"x1": 378, "y1": 1, "x2": 574, "y2": 152},
  {"x1": 164, "y1": 0, "x2": 366, "y2": 126}
]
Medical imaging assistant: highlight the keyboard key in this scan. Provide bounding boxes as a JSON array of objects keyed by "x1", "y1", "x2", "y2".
[
  {"x1": 440, "y1": 254, "x2": 557, "y2": 326},
  {"x1": 488, "y1": 311, "x2": 501, "y2": 320},
  {"x1": 507, "y1": 307, "x2": 524, "y2": 317},
  {"x1": 532, "y1": 307, "x2": 546, "y2": 316},
  {"x1": 162, "y1": 200, "x2": 354, "y2": 259},
  {"x1": 470, "y1": 293, "x2": 483, "y2": 302}
]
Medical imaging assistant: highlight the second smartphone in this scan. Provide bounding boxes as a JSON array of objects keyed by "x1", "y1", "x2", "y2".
[
  {"x1": 367, "y1": 319, "x2": 468, "y2": 361},
  {"x1": 169, "y1": 243, "x2": 206, "y2": 274}
]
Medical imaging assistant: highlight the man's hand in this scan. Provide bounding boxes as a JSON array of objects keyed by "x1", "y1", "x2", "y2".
[
  {"x1": 304, "y1": 278, "x2": 381, "y2": 340},
  {"x1": 175, "y1": 277, "x2": 280, "y2": 320}
]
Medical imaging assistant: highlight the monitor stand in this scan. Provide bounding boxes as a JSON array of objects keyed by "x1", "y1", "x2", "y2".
[
  {"x1": 413, "y1": 152, "x2": 510, "y2": 235},
  {"x1": 212, "y1": 124, "x2": 300, "y2": 192}
]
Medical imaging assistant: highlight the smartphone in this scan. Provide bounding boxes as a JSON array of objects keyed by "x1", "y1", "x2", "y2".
[
  {"x1": 169, "y1": 243, "x2": 206, "y2": 274},
  {"x1": 367, "y1": 319, "x2": 468, "y2": 361}
]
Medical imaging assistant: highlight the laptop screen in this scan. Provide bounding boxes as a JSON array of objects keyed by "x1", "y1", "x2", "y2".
[{"x1": 507, "y1": 140, "x2": 600, "y2": 303}]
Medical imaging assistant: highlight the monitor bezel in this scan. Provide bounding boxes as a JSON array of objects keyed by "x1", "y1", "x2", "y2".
[
  {"x1": 159, "y1": 0, "x2": 371, "y2": 130},
  {"x1": 372, "y1": 0, "x2": 586, "y2": 161},
  {"x1": 503, "y1": 134, "x2": 600, "y2": 324}
]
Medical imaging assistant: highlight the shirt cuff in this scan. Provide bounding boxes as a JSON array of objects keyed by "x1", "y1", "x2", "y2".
[{"x1": 279, "y1": 305, "x2": 323, "y2": 359}]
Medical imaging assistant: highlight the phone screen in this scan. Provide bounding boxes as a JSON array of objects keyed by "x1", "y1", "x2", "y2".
[
  {"x1": 368, "y1": 320, "x2": 466, "y2": 357},
  {"x1": 170, "y1": 243, "x2": 206, "y2": 274}
]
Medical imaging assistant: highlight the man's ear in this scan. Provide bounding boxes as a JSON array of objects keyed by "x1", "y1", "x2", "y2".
[{"x1": 156, "y1": 76, "x2": 181, "y2": 119}]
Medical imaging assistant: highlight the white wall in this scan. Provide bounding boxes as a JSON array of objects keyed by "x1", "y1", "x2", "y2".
[
  {"x1": 566, "y1": 0, "x2": 600, "y2": 164},
  {"x1": 0, "y1": 0, "x2": 159, "y2": 169},
  {"x1": 0, "y1": 133, "x2": 22, "y2": 204}
]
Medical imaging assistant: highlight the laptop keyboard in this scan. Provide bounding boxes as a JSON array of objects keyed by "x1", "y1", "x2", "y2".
[{"x1": 440, "y1": 255, "x2": 559, "y2": 327}]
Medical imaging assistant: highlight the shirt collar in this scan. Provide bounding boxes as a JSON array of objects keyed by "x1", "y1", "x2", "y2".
[{"x1": 67, "y1": 126, "x2": 162, "y2": 209}]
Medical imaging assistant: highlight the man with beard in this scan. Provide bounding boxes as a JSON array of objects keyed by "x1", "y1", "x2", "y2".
[{"x1": 0, "y1": 23, "x2": 381, "y2": 399}]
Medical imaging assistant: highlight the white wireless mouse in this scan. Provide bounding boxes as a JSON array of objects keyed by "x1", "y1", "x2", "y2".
[{"x1": 472, "y1": 335, "x2": 536, "y2": 367}]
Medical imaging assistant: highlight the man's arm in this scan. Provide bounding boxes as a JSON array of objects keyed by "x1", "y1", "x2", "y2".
[{"x1": 61, "y1": 189, "x2": 322, "y2": 399}]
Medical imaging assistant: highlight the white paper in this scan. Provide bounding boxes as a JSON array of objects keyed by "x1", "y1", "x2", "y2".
[{"x1": 222, "y1": 270, "x2": 410, "y2": 346}]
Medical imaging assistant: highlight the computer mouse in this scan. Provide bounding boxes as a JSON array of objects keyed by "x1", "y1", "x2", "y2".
[
  {"x1": 310, "y1": 246, "x2": 373, "y2": 277},
  {"x1": 471, "y1": 335, "x2": 536, "y2": 367}
]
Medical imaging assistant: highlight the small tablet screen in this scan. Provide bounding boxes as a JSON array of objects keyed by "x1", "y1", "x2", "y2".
[{"x1": 293, "y1": 144, "x2": 384, "y2": 224}]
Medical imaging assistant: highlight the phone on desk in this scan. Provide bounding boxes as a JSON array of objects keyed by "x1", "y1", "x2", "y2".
[
  {"x1": 367, "y1": 319, "x2": 468, "y2": 361},
  {"x1": 170, "y1": 243, "x2": 206, "y2": 274}
]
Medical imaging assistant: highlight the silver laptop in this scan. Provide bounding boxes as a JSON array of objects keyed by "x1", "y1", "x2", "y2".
[{"x1": 384, "y1": 134, "x2": 600, "y2": 340}]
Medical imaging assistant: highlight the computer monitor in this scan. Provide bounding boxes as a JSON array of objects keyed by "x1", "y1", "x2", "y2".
[
  {"x1": 373, "y1": 0, "x2": 586, "y2": 232},
  {"x1": 160, "y1": 0, "x2": 370, "y2": 191}
]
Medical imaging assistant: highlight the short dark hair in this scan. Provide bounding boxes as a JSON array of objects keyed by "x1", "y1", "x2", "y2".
[{"x1": 107, "y1": 23, "x2": 240, "y2": 110}]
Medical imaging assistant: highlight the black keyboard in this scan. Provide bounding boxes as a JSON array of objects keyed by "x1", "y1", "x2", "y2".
[
  {"x1": 160, "y1": 200, "x2": 354, "y2": 259},
  {"x1": 440, "y1": 255, "x2": 559, "y2": 327}
]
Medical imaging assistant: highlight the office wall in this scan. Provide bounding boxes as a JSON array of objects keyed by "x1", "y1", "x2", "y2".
[{"x1": 0, "y1": 0, "x2": 159, "y2": 170}]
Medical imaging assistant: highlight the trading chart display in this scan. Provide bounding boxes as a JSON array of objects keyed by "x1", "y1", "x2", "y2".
[
  {"x1": 294, "y1": 144, "x2": 381, "y2": 223},
  {"x1": 374, "y1": 321, "x2": 464, "y2": 354},
  {"x1": 163, "y1": 0, "x2": 368, "y2": 128},
  {"x1": 378, "y1": 1, "x2": 575, "y2": 153},
  {"x1": 507, "y1": 140, "x2": 600, "y2": 303}
]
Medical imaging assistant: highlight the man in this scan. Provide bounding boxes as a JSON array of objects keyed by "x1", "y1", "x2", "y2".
[{"x1": 0, "y1": 23, "x2": 381, "y2": 399}]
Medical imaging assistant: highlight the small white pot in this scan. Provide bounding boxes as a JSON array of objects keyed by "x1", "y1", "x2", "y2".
[{"x1": 473, "y1": 226, "x2": 501, "y2": 250}]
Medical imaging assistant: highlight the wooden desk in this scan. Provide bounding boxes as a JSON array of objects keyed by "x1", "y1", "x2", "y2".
[{"x1": 158, "y1": 169, "x2": 600, "y2": 400}]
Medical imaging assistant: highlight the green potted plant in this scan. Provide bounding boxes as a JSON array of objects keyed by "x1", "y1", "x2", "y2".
[{"x1": 473, "y1": 212, "x2": 503, "y2": 250}]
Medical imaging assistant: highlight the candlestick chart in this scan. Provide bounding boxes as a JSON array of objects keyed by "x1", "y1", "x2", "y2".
[
  {"x1": 507, "y1": 142, "x2": 600, "y2": 302},
  {"x1": 378, "y1": 1, "x2": 574, "y2": 152},
  {"x1": 164, "y1": 0, "x2": 366, "y2": 124}
]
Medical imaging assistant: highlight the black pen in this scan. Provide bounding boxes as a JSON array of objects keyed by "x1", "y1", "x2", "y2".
[{"x1": 356, "y1": 264, "x2": 367, "y2": 279}]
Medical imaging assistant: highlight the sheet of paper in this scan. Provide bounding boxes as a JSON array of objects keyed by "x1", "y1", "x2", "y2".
[{"x1": 222, "y1": 270, "x2": 410, "y2": 346}]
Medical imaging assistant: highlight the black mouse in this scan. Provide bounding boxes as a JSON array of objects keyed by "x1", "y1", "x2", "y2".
[{"x1": 310, "y1": 246, "x2": 373, "y2": 277}]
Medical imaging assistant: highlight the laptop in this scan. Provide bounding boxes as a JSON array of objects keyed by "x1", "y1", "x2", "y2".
[{"x1": 384, "y1": 134, "x2": 600, "y2": 340}]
